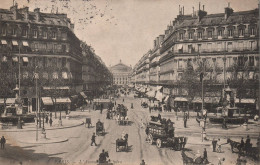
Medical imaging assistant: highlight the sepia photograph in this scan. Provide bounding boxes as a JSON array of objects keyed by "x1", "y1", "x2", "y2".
[{"x1": 0, "y1": 0, "x2": 259, "y2": 165}]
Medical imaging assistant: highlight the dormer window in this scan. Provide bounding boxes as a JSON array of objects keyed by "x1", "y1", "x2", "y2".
[
  {"x1": 228, "y1": 29, "x2": 233, "y2": 37},
  {"x1": 239, "y1": 29, "x2": 244, "y2": 37},
  {"x1": 250, "y1": 28, "x2": 255, "y2": 36},
  {"x1": 179, "y1": 33, "x2": 183, "y2": 40},
  {"x1": 1, "y1": 27, "x2": 6, "y2": 36},
  {"x1": 208, "y1": 31, "x2": 212, "y2": 38},
  {"x1": 52, "y1": 31, "x2": 56, "y2": 39},
  {"x1": 22, "y1": 29, "x2": 28, "y2": 37},
  {"x1": 43, "y1": 31, "x2": 47, "y2": 39},
  {"x1": 12, "y1": 28, "x2": 16, "y2": 36},
  {"x1": 198, "y1": 32, "x2": 202, "y2": 39},
  {"x1": 33, "y1": 29, "x2": 38, "y2": 38},
  {"x1": 218, "y1": 30, "x2": 223, "y2": 36},
  {"x1": 188, "y1": 32, "x2": 193, "y2": 39}
]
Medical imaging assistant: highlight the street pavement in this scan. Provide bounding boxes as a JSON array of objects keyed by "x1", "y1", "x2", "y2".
[{"x1": 0, "y1": 94, "x2": 259, "y2": 165}]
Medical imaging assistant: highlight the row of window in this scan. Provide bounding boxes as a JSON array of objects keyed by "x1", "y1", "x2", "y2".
[
  {"x1": 0, "y1": 26, "x2": 67, "y2": 40},
  {"x1": 1, "y1": 55, "x2": 68, "y2": 68},
  {"x1": 179, "y1": 27, "x2": 256, "y2": 40}
]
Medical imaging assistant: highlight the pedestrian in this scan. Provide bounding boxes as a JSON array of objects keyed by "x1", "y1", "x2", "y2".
[
  {"x1": 91, "y1": 133, "x2": 97, "y2": 146},
  {"x1": 49, "y1": 118, "x2": 53, "y2": 127},
  {"x1": 245, "y1": 135, "x2": 251, "y2": 154},
  {"x1": 100, "y1": 103, "x2": 103, "y2": 114},
  {"x1": 140, "y1": 159, "x2": 146, "y2": 165},
  {"x1": 0, "y1": 136, "x2": 6, "y2": 149},
  {"x1": 203, "y1": 148, "x2": 209, "y2": 163},
  {"x1": 217, "y1": 139, "x2": 222, "y2": 153},
  {"x1": 45, "y1": 114, "x2": 48, "y2": 124},
  {"x1": 212, "y1": 138, "x2": 217, "y2": 152},
  {"x1": 184, "y1": 114, "x2": 187, "y2": 128},
  {"x1": 240, "y1": 137, "x2": 244, "y2": 153}
]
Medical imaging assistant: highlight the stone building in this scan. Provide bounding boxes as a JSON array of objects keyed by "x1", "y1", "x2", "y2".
[
  {"x1": 132, "y1": 4, "x2": 259, "y2": 111},
  {"x1": 109, "y1": 60, "x2": 132, "y2": 86}
]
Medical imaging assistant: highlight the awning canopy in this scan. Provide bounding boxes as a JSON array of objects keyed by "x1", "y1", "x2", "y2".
[
  {"x1": 174, "y1": 97, "x2": 188, "y2": 102},
  {"x1": 155, "y1": 92, "x2": 163, "y2": 102},
  {"x1": 1, "y1": 40, "x2": 7, "y2": 45},
  {"x1": 235, "y1": 98, "x2": 255, "y2": 104},
  {"x1": 0, "y1": 99, "x2": 4, "y2": 104},
  {"x1": 12, "y1": 40, "x2": 18, "y2": 46},
  {"x1": 146, "y1": 90, "x2": 155, "y2": 98},
  {"x1": 43, "y1": 86, "x2": 70, "y2": 90},
  {"x1": 6, "y1": 98, "x2": 16, "y2": 104},
  {"x1": 12, "y1": 56, "x2": 18, "y2": 62},
  {"x1": 55, "y1": 97, "x2": 71, "y2": 104},
  {"x1": 22, "y1": 41, "x2": 29, "y2": 47},
  {"x1": 80, "y1": 92, "x2": 87, "y2": 99},
  {"x1": 23, "y1": 57, "x2": 28, "y2": 63},
  {"x1": 93, "y1": 99, "x2": 111, "y2": 103},
  {"x1": 177, "y1": 44, "x2": 183, "y2": 50},
  {"x1": 41, "y1": 97, "x2": 53, "y2": 105},
  {"x1": 164, "y1": 95, "x2": 169, "y2": 102},
  {"x1": 192, "y1": 97, "x2": 220, "y2": 104}
]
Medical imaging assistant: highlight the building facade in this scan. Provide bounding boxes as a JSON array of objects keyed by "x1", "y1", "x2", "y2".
[
  {"x1": 109, "y1": 60, "x2": 132, "y2": 86},
  {"x1": 0, "y1": 4, "x2": 111, "y2": 112},
  {"x1": 132, "y1": 4, "x2": 259, "y2": 111}
]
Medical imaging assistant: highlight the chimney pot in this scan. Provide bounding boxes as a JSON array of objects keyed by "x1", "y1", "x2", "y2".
[
  {"x1": 203, "y1": 5, "x2": 204, "y2": 11},
  {"x1": 183, "y1": 6, "x2": 184, "y2": 15},
  {"x1": 199, "y1": 2, "x2": 201, "y2": 10}
]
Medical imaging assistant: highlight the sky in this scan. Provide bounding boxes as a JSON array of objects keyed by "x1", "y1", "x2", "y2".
[{"x1": 0, "y1": 0, "x2": 258, "y2": 67}]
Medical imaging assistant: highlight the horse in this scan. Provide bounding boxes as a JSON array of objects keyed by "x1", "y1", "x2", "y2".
[{"x1": 227, "y1": 138, "x2": 242, "y2": 153}]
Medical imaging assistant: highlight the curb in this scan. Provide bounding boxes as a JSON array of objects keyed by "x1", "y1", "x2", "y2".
[
  {"x1": 18, "y1": 137, "x2": 68, "y2": 144},
  {"x1": 0, "y1": 121, "x2": 84, "y2": 132}
]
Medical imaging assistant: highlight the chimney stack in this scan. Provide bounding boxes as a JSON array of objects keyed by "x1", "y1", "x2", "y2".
[
  {"x1": 192, "y1": 6, "x2": 194, "y2": 16},
  {"x1": 34, "y1": 8, "x2": 40, "y2": 22},
  {"x1": 203, "y1": 5, "x2": 204, "y2": 11},
  {"x1": 183, "y1": 6, "x2": 184, "y2": 15},
  {"x1": 199, "y1": 2, "x2": 200, "y2": 10},
  {"x1": 197, "y1": 4, "x2": 207, "y2": 21},
  {"x1": 23, "y1": 7, "x2": 29, "y2": 20},
  {"x1": 224, "y1": 3, "x2": 233, "y2": 19},
  {"x1": 10, "y1": 3, "x2": 18, "y2": 20}
]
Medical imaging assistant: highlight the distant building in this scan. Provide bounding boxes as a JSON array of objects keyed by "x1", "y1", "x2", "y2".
[{"x1": 109, "y1": 60, "x2": 132, "y2": 86}]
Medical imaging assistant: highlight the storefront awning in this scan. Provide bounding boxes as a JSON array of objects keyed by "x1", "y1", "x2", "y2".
[
  {"x1": 43, "y1": 86, "x2": 70, "y2": 90},
  {"x1": 22, "y1": 57, "x2": 28, "y2": 63},
  {"x1": 146, "y1": 90, "x2": 155, "y2": 98},
  {"x1": 41, "y1": 97, "x2": 53, "y2": 105},
  {"x1": 164, "y1": 95, "x2": 169, "y2": 102},
  {"x1": 80, "y1": 92, "x2": 87, "y2": 99},
  {"x1": 0, "y1": 99, "x2": 4, "y2": 104},
  {"x1": 235, "y1": 98, "x2": 255, "y2": 104},
  {"x1": 177, "y1": 44, "x2": 183, "y2": 50},
  {"x1": 6, "y1": 98, "x2": 16, "y2": 104},
  {"x1": 1, "y1": 40, "x2": 7, "y2": 45},
  {"x1": 12, "y1": 40, "x2": 18, "y2": 46},
  {"x1": 174, "y1": 97, "x2": 188, "y2": 102},
  {"x1": 12, "y1": 56, "x2": 18, "y2": 62},
  {"x1": 155, "y1": 92, "x2": 163, "y2": 102},
  {"x1": 192, "y1": 97, "x2": 220, "y2": 104},
  {"x1": 22, "y1": 41, "x2": 29, "y2": 47},
  {"x1": 55, "y1": 97, "x2": 71, "y2": 104}
]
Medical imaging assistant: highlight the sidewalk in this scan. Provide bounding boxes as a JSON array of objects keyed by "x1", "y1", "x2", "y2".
[{"x1": 0, "y1": 117, "x2": 84, "y2": 132}]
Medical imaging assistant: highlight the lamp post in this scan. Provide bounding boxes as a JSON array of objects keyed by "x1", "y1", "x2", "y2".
[{"x1": 35, "y1": 66, "x2": 38, "y2": 141}]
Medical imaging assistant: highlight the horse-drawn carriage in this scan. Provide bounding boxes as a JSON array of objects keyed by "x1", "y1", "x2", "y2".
[
  {"x1": 227, "y1": 138, "x2": 259, "y2": 160},
  {"x1": 146, "y1": 120, "x2": 187, "y2": 150},
  {"x1": 116, "y1": 134, "x2": 128, "y2": 152},
  {"x1": 116, "y1": 104, "x2": 130, "y2": 125},
  {"x1": 96, "y1": 151, "x2": 113, "y2": 165},
  {"x1": 96, "y1": 121, "x2": 105, "y2": 136}
]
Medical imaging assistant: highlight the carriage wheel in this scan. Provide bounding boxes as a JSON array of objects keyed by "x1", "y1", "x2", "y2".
[
  {"x1": 156, "y1": 139, "x2": 162, "y2": 148},
  {"x1": 147, "y1": 134, "x2": 153, "y2": 145}
]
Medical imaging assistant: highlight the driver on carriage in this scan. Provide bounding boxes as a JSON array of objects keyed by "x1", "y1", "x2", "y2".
[
  {"x1": 97, "y1": 119, "x2": 102, "y2": 125},
  {"x1": 99, "y1": 149, "x2": 109, "y2": 163}
]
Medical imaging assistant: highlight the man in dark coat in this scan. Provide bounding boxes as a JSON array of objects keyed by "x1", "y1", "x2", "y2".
[
  {"x1": 240, "y1": 137, "x2": 244, "y2": 153},
  {"x1": 184, "y1": 113, "x2": 187, "y2": 128},
  {"x1": 91, "y1": 133, "x2": 97, "y2": 146},
  {"x1": 203, "y1": 148, "x2": 209, "y2": 163},
  {"x1": 212, "y1": 138, "x2": 217, "y2": 152},
  {"x1": 1, "y1": 136, "x2": 6, "y2": 149},
  {"x1": 245, "y1": 135, "x2": 251, "y2": 154}
]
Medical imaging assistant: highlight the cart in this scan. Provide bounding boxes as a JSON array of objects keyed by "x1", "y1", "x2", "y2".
[{"x1": 96, "y1": 122, "x2": 105, "y2": 136}]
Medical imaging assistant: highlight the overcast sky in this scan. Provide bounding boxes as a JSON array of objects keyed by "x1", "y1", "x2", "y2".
[{"x1": 0, "y1": 0, "x2": 258, "y2": 67}]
